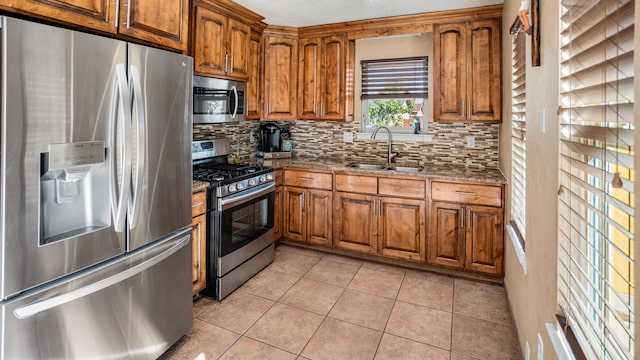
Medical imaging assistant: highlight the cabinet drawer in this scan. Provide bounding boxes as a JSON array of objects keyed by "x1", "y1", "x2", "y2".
[
  {"x1": 274, "y1": 169, "x2": 283, "y2": 186},
  {"x1": 284, "y1": 170, "x2": 332, "y2": 190},
  {"x1": 431, "y1": 181, "x2": 502, "y2": 207},
  {"x1": 192, "y1": 191, "x2": 206, "y2": 217},
  {"x1": 378, "y1": 178, "x2": 426, "y2": 199},
  {"x1": 335, "y1": 174, "x2": 377, "y2": 194}
]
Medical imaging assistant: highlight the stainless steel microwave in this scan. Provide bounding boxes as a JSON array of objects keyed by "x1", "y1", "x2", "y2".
[{"x1": 193, "y1": 75, "x2": 246, "y2": 124}]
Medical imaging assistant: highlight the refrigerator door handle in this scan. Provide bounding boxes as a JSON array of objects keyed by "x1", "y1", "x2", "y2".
[
  {"x1": 13, "y1": 233, "x2": 191, "y2": 320},
  {"x1": 231, "y1": 85, "x2": 238, "y2": 119},
  {"x1": 112, "y1": 63, "x2": 132, "y2": 233},
  {"x1": 129, "y1": 65, "x2": 145, "y2": 229}
]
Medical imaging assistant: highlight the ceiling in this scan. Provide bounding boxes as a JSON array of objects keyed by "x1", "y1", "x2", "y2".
[{"x1": 232, "y1": 0, "x2": 504, "y2": 28}]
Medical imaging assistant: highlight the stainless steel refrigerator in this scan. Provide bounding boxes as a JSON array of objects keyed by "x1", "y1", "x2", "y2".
[{"x1": 0, "y1": 16, "x2": 194, "y2": 359}]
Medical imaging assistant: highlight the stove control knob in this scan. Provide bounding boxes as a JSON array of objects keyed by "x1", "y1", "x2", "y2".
[
  {"x1": 237, "y1": 182, "x2": 246, "y2": 190},
  {"x1": 228, "y1": 184, "x2": 237, "y2": 192},
  {"x1": 259, "y1": 175, "x2": 267, "y2": 183},
  {"x1": 248, "y1": 179, "x2": 257, "y2": 186},
  {"x1": 266, "y1": 173, "x2": 274, "y2": 181}
]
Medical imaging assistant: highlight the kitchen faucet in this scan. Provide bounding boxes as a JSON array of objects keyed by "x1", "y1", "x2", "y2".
[{"x1": 371, "y1": 126, "x2": 399, "y2": 164}]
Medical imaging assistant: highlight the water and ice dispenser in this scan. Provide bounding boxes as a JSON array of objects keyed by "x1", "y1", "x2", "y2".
[{"x1": 39, "y1": 141, "x2": 110, "y2": 245}]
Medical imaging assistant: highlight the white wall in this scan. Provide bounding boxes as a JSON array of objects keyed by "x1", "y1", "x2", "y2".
[
  {"x1": 500, "y1": 0, "x2": 560, "y2": 358},
  {"x1": 502, "y1": 1, "x2": 640, "y2": 358}
]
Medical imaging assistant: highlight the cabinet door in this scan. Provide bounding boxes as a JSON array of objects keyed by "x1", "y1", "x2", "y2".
[
  {"x1": 319, "y1": 35, "x2": 345, "y2": 120},
  {"x1": 433, "y1": 23, "x2": 467, "y2": 122},
  {"x1": 283, "y1": 186, "x2": 306, "y2": 242},
  {"x1": 465, "y1": 205, "x2": 503, "y2": 275},
  {"x1": 119, "y1": 0, "x2": 189, "y2": 52},
  {"x1": 193, "y1": 6, "x2": 227, "y2": 76},
  {"x1": 428, "y1": 201, "x2": 465, "y2": 268},
  {"x1": 467, "y1": 19, "x2": 501, "y2": 122},
  {"x1": 190, "y1": 213, "x2": 206, "y2": 295},
  {"x1": 263, "y1": 35, "x2": 298, "y2": 120},
  {"x1": 274, "y1": 185, "x2": 282, "y2": 241},
  {"x1": 1, "y1": 0, "x2": 116, "y2": 34},
  {"x1": 334, "y1": 192, "x2": 377, "y2": 254},
  {"x1": 227, "y1": 18, "x2": 250, "y2": 79},
  {"x1": 247, "y1": 32, "x2": 262, "y2": 119},
  {"x1": 298, "y1": 37, "x2": 321, "y2": 119},
  {"x1": 307, "y1": 189, "x2": 332, "y2": 246},
  {"x1": 379, "y1": 198, "x2": 426, "y2": 261}
]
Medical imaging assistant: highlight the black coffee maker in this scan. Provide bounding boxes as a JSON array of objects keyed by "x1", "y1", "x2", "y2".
[{"x1": 259, "y1": 123, "x2": 281, "y2": 152}]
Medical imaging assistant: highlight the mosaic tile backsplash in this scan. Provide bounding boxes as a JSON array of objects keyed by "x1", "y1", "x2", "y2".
[{"x1": 193, "y1": 120, "x2": 499, "y2": 169}]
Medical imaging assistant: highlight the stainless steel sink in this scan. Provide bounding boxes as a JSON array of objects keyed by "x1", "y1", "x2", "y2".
[
  {"x1": 386, "y1": 166, "x2": 424, "y2": 173},
  {"x1": 346, "y1": 163, "x2": 388, "y2": 170},
  {"x1": 345, "y1": 163, "x2": 424, "y2": 172}
]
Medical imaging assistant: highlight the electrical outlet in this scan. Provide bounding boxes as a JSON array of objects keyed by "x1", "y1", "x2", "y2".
[
  {"x1": 466, "y1": 136, "x2": 475, "y2": 148},
  {"x1": 250, "y1": 131, "x2": 255, "y2": 143},
  {"x1": 343, "y1": 132, "x2": 353, "y2": 143},
  {"x1": 537, "y1": 333, "x2": 544, "y2": 360}
]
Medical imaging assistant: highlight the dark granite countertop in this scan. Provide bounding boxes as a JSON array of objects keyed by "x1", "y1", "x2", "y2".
[
  {"x1": 192, "y1": 180, "x2": 209, "y2": 193},
  {"x1": 260, "y1": 157, "x2": 507, "y2": 185}
]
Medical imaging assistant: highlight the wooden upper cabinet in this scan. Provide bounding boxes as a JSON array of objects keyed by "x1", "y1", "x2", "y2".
[
  {"x1": 0, "y1": 0, "x2": 189, "y2": 51},
  {"x1": 263, "y1": 34, "x2": 298, "y2": 120},
  {"x1": 297, "y1": 34, "x2": 346, "y2": 121},
  {"x1": 0, "y1": 0, "x2": 117, "y2": 33},
  {"x1": 119, "y1": 0, "x2": 189, "y2": 51},
  {"x1": 192, "y1": 5, "x2": 250, "y2": 79},
  {"x1": 247, "y1": 32, "x2": 262, "y2": 120},
  {"x1": 434, "y1": 18, "x2": 501, "y2": 122},
  {"x1": 226, "y1": 18, "x2": 251, "y2": 78}
]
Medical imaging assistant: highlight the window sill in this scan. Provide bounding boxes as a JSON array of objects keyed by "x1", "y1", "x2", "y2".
[
  {"x1": 506, "y1": 224, "x2": 526, "y2": 274},
  {"x1": 356, "y1": 132, "x2": 433, "y2": 142}
]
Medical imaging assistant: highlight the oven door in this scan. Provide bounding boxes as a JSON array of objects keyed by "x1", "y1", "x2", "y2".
[{"x1": 216, "y1": 183, "x2": 274, "y2": 258}]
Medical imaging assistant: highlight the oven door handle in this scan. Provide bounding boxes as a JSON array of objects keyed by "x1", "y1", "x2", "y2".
[{"x1": 219, "y1": 183, "x2": 275, "y2": 211}]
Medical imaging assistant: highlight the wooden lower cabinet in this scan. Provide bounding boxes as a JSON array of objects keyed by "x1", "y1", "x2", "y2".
[
  {"x1": 334, "y1": 192, "x2": 425, "y2": 261},
  {"x1": 428, "y1": 201, "x2": 503, "y2": 275},
  {"x1": 191, "y1": 191, "x2": 207, "y2": 295},
  {"x1": 274, "y1": 185, "x2": 283, "y2": 241},
  {"x1": 378, "y1": 197, "x2": 426, "y2": 261},
  {"x1": 283, "y1": 186, "x2": 332, "y2": 246},
  {"x1": 465, "y1": 205, "x2": 503, "y2": 274},
  {"x1": 334, "y1": 192, "x2": 377, "y2": 253}
]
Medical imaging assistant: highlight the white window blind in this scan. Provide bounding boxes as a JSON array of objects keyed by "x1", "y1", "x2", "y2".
[
  {"x1": 360, "y1": 57, "x2": 428, "y2": 100},
  {"x1": 558, "y1": 0, "x2": 635, "y2": 359},
  {"x1": 511, "y1": 27, "x2": 527, "y2": 245}
]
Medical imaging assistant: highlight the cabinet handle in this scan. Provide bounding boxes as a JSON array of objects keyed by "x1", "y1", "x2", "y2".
[
  {"x1": 301, "y1": 193, "x2": 305, "y2": 210},
  {"x1": 224, "y1": 54, "x2": 229, "y2": 73},
  {"x1": 314, "y1": 102, "x2": 318, "y2": 116},
  {"x1": 460, "y1": 208, "x2": 464, "y2": 228},
  {"x1": 455, "y1": 191, "x2": 477, "y2": 197},
  {"x1": 298, "y1": 177, "x2": 314, "y2": 181},
  {"x1": 467, "y1": 100, "x2": 471, "y2": 119},
  {"x1": 230, "y1": 55, "x2": 234, "y2": 73},
  {"x1": 461, "y1": 101, "x2": 465, "y2": 118},
  {"x1": 467, "y1": 209, "x2": 471, "y2": 229},
  {"x1": 373, "y1": 200, "x2": 377, "y2": 217},
  {"x1": 114, "y1": 0, "x2": 120, "y2": 27},
  {"x1": 320, "y1": 103, "x2": 323, "y2": 117},
  {"x1": 124, "y1": 0, "x2": 130, "y2": 28}
]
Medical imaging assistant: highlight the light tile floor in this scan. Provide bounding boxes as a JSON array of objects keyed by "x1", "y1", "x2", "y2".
[{"x1": 160, "y1": 244, "x2": 522, "y2": 360}]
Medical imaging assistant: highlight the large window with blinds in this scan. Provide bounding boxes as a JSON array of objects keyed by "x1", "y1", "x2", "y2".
[
  {"x1": 361, "y1": 57, "x2": 428, "y2": 133},
  {"x1": 511, "y1": 25, "x2": 527, "y2": 248},
  {"x1": 557, "y1": 0, "x2": 635, "y2": 359}
]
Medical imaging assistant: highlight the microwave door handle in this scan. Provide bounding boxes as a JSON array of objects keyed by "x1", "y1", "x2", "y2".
[
  {"x1": 231, "y1": 85, "x2": 238, "y2": 119},
  {"x1": 112, "y1": 64, "x2": 132, "y2": 233},
  {"x1": 128, "y1": 65, "x2": 145, "y2": 229}
]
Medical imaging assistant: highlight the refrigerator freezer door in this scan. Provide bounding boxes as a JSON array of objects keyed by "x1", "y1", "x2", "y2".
[
  {"x1": 127, "y1": 44, "x2": 193, "y2": 251},
  {"x1": 0, "y1": 17, "x2": 127, "y2": 300},
  {"x1": 1, "y1": 230, "x2": 192, "y2": 359}
]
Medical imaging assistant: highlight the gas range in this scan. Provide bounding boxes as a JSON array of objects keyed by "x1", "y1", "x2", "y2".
[
  {"x1": 192, "y1": 139, "x2": 276, "y2": 301},
  {"x1": 192, "y1": 140, "x2": 274, "y2": 198}
]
